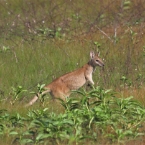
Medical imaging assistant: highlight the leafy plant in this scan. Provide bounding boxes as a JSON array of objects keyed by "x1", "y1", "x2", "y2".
[
  {"x1": 30, "y1": 84, "x2": 46, "y2": 106},
  {"x1": 0, "y1": 87, "x2": 144, "y2": 144},
  {"x1": 0, "y1": 46, "x2": 10, "y2": 53},
  {"x1": 10, "y1": 86, "x2": 27, "y2": 105}
]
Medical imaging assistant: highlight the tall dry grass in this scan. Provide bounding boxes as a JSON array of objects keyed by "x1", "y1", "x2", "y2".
[{"x1": 0, "y1": 0, "x2": 145, "y2": 104}]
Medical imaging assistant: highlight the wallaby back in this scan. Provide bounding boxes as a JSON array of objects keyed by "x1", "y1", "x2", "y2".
[{"x1": 26, "y1": 51, "x2": 104, "y2": 106}]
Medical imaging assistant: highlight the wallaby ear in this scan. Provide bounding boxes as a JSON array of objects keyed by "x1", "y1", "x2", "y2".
[{"x1": 90, "y1": 51, "x2": 95, "y2": 58}]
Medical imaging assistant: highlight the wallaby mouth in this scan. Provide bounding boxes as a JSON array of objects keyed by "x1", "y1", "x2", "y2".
[{"x1": 99, "y1": 63, "x2": 104, "y2": 67}]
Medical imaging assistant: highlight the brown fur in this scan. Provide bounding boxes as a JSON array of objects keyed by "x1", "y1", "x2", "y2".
[{"x1": 26, "y1": 51, "x2": 104, "y2": 106}]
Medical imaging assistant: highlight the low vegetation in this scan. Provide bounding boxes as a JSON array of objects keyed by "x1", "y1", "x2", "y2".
[{"x1": 0, "y1": 87, "x2": 144, "y2": 145}]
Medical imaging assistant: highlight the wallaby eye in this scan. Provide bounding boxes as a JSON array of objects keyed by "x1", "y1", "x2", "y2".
[{"x1": 96, "y1": 60, "x2": 99, "y2": 62}]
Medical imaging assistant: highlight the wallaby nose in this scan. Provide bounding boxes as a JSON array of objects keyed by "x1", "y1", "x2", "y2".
[{"x1": 101, "y1": 63, "x2": 104, "y2": 67}]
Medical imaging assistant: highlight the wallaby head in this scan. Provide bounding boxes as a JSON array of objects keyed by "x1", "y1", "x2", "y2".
[{"x1": 89, "y1": 51, "x2": 104, "y2": 68}]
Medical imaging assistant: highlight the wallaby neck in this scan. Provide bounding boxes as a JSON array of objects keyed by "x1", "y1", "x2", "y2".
[{"x1": 87, "y1": 60, "x2": 96, "y2": 72}]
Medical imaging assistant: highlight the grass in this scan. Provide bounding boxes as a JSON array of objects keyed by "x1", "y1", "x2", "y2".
[{"x1": 0, "y1": 0, "x2": 145, "y2": 144}]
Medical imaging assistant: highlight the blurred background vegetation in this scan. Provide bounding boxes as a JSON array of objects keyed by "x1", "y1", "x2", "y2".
[{"x1": 0, "y1": 0, "x2": 145, "y2": 104}]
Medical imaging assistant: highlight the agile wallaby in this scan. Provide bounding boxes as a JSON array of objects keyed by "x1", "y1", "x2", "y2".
[{"x1": 26, "y1": 51, "x2": 104, "y2": 106}]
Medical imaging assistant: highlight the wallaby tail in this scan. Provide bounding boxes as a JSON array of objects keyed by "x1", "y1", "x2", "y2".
[{"x1": 25, "y1": 88, "x2": 51, "y2": 107}]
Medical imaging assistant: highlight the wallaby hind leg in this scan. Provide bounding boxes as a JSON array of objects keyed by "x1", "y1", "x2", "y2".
[{"x1": 51, "y1": 91, "x2": 70, "y2": 101}]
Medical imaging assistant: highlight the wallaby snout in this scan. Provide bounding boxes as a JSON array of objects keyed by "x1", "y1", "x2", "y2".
[{"x1": 96, "y1": 59, "x2": 104, "y2": 67}]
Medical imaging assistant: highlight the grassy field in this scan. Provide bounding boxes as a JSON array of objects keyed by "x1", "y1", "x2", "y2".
[{"x1": 0, "y1": 0, "x2": 145, "y2": 144}]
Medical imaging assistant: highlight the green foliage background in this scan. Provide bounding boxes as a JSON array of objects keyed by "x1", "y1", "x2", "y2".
[{"x1": 0, "y1": 0, "x2": 145, "y2": 144}]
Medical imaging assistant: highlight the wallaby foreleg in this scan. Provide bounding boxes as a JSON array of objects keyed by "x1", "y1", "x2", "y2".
[{"x1": 86, "y1": 74, "x2": 94, "y2": 85}]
